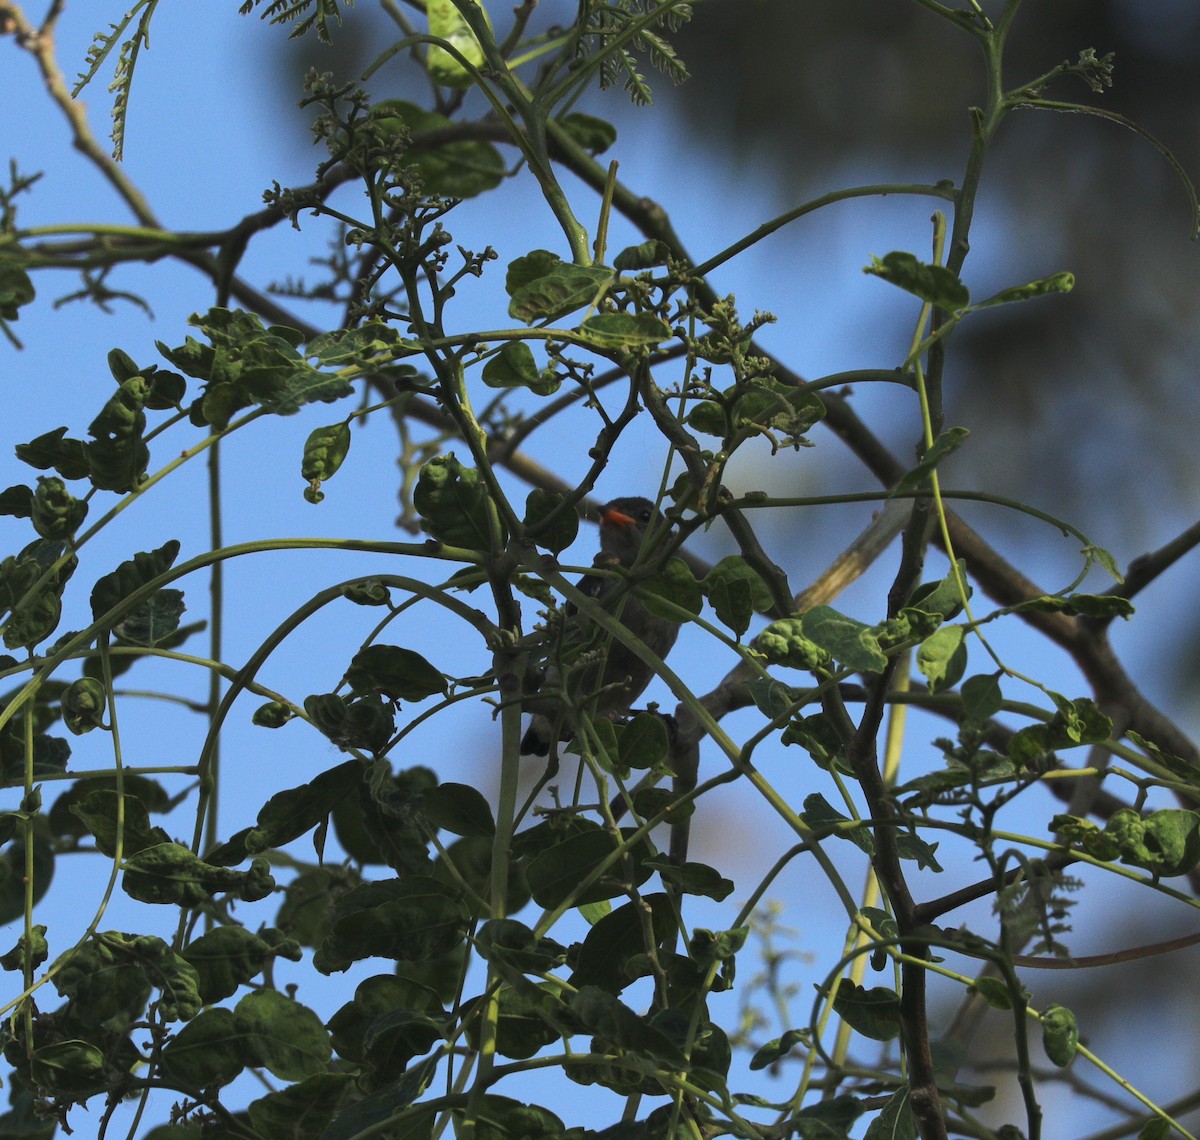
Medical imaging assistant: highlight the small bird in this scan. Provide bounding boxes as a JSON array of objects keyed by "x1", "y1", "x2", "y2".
[{"x1": 521, "y1": 496, "x2": 681, "y2": 756}]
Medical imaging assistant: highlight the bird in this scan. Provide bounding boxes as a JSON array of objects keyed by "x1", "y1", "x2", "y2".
[{"x1": 520, "y1": 496, "x2": 681, "y2": 756}]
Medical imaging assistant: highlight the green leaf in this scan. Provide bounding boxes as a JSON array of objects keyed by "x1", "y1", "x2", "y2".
[
  {"x1": 122, "y1": 843, "x2": 275, "y2": 906},
  {"x1": 756, "y1": 618, "x2": 829, "y2": 670},
  {"x1": 14, "y1": 427, "x2": 90, "y2": 481},
  {"x1": 28, "y1": 1040, "x2": 109, "y2": 1099},
  {"x1": 906, "y1": 560, "x2": 969, "y2": 620},
  {"x1": 421, "y1": 782, "x2": 496, "y2": 837},
  {"x1": 30, "y1": 477, "x2": 87, "y2": 540},
  {"x1": 801, "y1": 793, "x2": 872, "y2": 854},
  {"x1": 249, "y1": 760, "x2": 358, "y2": 850},
  {"x1": 344, "y1": 644, "x2": 448, "y2": 702},
  {"x1": 750, "y1": 1028, "x2": 809, "y2": 1070},
  {"x1": 61, "y1": 677, "x2": 106, "y2": 735},
  {"x1": 704, "y1": 555, "x2": 776, "y2": 636},
  {"x1": 506, "y1": 250, "x2": 611, "y2": 324},
  {"x1": 1013, "y1": 593, "x2": 1134, "y2": 619},
  {"x1": 895, "y1": 427, "x2": 970, "y2": 493},
  {"x1": 802, "y1": 606, "x2": 888, "y2": 673},
  {"x1": 53, "y1": 931, "x2": 202, "y2": 1024},
  {"x1": 481, "y1": 341, "x2": 558, "y2": 395},
  {"x1": 372, "y1": 101, "x2": 505, "y2": 198},
  {"x1": 1040, "y1": 1002, "x2": 1078, "y2": 1067},
  {"x1": 1104, "y1": 807, "x2": 1200, "y2": 877},
  {"x1": 960, "y1": 672, "x2": 1004, "y2": 721},
  {"x1": 975, "y1": 272, "x2": 1074, "y2": 308},
  {"x1": 183, "y1": 925, "x2": 300, "y2": 1004},
  {"x1": 916, "y1": 624, "x2": 966, "y2": 694},
  {"x1": 314, "y1": 876, "x2": 470, "y2": 973},
  {"x1": 647, "y1": 858, "x2": 734, "y2": 901},
  {"x1": 90, "y1": 540, "x2": 180, "y2": 622},
  {"x1": 523, "y1": 488, "x2": 579, "y2": 555},
  {"x1": 571, "y1": 985, "x2": 688, "y2": 1067},
  {"x1": 525, "y1": 826, "x2": 653, "y2": 909},
  {"x1": 864, "y1": 1087, "x2": 916, "y2": 1140},
  {"x1": 558, "y1": 111, "x2": 617, "y2": 155},
  {"x1": 159, "y1": 308, "x2": 352, "y2": 430},
  {"x1": 613, "y1": 239, "x2": 672, "y2": 271},
  {"x1": 566, "y1": 893, "x2": 675, "y2": 994},
  {"x1": 577, "y1": 312, "x2": 672, "y2": 350},
  {"x1": 427, "y1": 0, "x2": 490, "y2": 88},
  {"x1": 639, "y1": 557, "x2": 703, "y2": 620},
  {"x1": 70, "y1": 788, "x2": 171, "y2": 857},
  {"x1": 0, "y1": 260, "x2": 35, "y2": 322},
  {"x1": 115, "y1": 588, "x2": 186, "y2": 646},
  {"x1": 83, "y1": 375, "x2": 152, "y2": 492},
  {"x1": 301, "y1": 422, "x2": 351, "y2": 504},
  {"x1": 968, "y1": 976, "x2": 1015, "y2": 1011},
  {"x1": 160, "y1": 1007, "x2": 244, "y2": 1088},
  {"x1": 247, "y1": 1073, "x2": 353, "y2": 1139},
  {"x1": 618, "y1": 712, "x2": 669, "y2": 771},
  {"x1": 235, "y1": 988, "x2": 332, "y2": 1081},
  {"x1": 413, "y1": 453, "x2": 499, "y2": 550},
  {"x1": 865, "y1": 251, "x2": 970, "y2": 311},
  {"x1": 831, "y1": 981, "x2": 902, "y2": 1041}
]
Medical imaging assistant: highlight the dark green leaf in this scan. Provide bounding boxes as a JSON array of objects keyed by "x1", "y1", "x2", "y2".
[
  {"x1": 344, "y1": 644, "x2": 448, "y2": 702},
  {"x1": 802, "y1": 606, "x2": 888, "y2": 673},
  {"x1": 523, "y1": 488, "x2": 579, "y2": 555},
  {"x1": 865, "y1": 251, "x2": 970, "y2": 311},
  {"x1": 960, "y1": 672, "x2": 1004, "y2": 721},
  {"x1": 183, "y1": 925, "x2": 300, "y2": 1004},
  {"x1": 558, "y1": 111, "x2": 617, "y2": 154},
  {"x1": 315, "y1": 876, "x2": 470, "y2": 973},
  {"x1": 831, "y1": 981, "x2": 902, "y2": 1041},
  {"x1": 1013, "y1": 593, "x2": 1134, "y2": 619},
  {"x1": 704, "y1": 555, "x2": 776, "y2": 636},
  {"x1": 618, "y1": 712, "x2": 669, "y2": 771},
  {"x1": 160, "y1": 1007, "x2": 245, "y2": 1089},
  {"x1": 506, "y1": 250, "x2": 611, "y2": 324},
  {"x1": 413, "y1": 453, "x2": 499, "y2": 550},
  {"x1": 421, "y1": 781, "x2": 496, "y2": 837},
  {"x1": 526, "y1": 826, "x2": 653, "y2": 909},
  {"x1": 481, "y1": 341, "x2": 558, "y2": 394},
  {"x1": 756, "y1": 619, "x2": 829, "y2": 670},
  {"x1": 30, "y1": 477, "x2": 87, "y2": 540},
  {"x1": 613, "y1": 239, "x2": 672, "y2": 271},
  {"x1": 864, "y1": 1087, "x2": 916, "y2": 1140},
  {"x1": 0, "y1": 260, "x2": 35, "y2": 322},
  {"x1": 246, "y1": 1072, "x2": 353, "y2": 1138},
  {"x1": 976, "y1": 272, "x2": 1074, "y2": 308},
  {"x1": 115, "y1": 588, "x2": 186, "y2": 646},
  {"x1": 61, "y1": 677, "x2": 106, "y2": 735},
  {"x1": 301, "y1": 421, "x2": 351, "y2": 504},
  {"x1": 750, "y1": 1028, "x2": 809, "y2": 1070},
  {"x1": 894, "y1": 427, "x2": 970, "y2": 493},
  {"x1": 639, "y1": 557, "x2": 703, "y2": 620},
  {"x1": 90, "y1": 540, "x2": 180, "y2": 622},
  {"x1": 577, "y1": 312, "x2": 672, "y2": 349},
  {"x1": 14, "y1": 427, "x2": 90, "y2": 481},
  {"x1": 1041, "y1": 1002, "x2": 1078, "y2": 1067},
  {"x1": 234, "y1": 988, "x2": 332, "y2": 1081},
  {"x1": 567, "y1": 894, "x2": 675, "y2": 994},
  {"x1": 916, "y1": 624, "x2": 966, "y2": 694},
  {"x1": 801, "y1": 793, "x2": 873, "y2": 855}
]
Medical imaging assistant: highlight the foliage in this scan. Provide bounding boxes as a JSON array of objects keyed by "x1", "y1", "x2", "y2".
[{"x1": 1, "y1": 2, "x2": 1199, "y2": 1139}]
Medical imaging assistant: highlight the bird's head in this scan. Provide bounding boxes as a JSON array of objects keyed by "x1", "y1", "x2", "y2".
[{"x1": 597, "y1": 496, "x2": 667, "y2": 567}]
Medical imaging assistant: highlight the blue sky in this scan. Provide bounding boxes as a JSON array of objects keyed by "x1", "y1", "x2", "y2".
[{"x1": 4, "y1": 3, "x2": 1200, "y2": 1137}]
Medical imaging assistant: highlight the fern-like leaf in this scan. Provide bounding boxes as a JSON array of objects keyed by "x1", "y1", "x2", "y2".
[
  {"x1": 238, "y1": 0, "x2": 353, "y2": 43},
  {"x1": 578, "y1": 1, "x2": 692, "y2": 106},
  {"x1": 74, "y1": 0, "x2": 160, "y2": 162}
]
